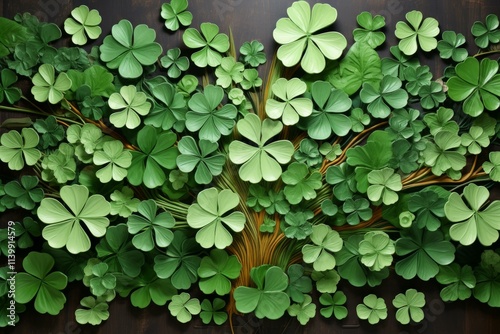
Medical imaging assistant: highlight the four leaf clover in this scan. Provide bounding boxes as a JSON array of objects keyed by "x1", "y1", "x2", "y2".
[
  {"x1": 31, "y1": 64, "x2": 72, "y2": 104},
  {"x1": 183, "y1": 22, "x2": 229, "y2": 67},
  {"x1": 161, "y1": 0, "x2": 193, "y2": 31},
  {"x1": 64, "y1": 5, "x2": 102, "y2": 45},
  {"x1": 395, "y1": 10, "x2": 440, "y2": 55}
]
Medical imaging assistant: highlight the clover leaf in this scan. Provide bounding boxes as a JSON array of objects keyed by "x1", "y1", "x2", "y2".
[
  {"x1": 343, "y1": 197, "x2": 372, "y2": 225},
  {"x1": 10, "y1": 217, "x2": 41, "y2": 250},
  {"x1": 436, "y1": 264, "x2": 476, "y2": 302},
  {"x1": 168, "y1": 292, "x2": 201, "y2": 323},
  {"x1": 423, "y1": 131, "x2": 466, "y2": 176},
  {"x1": 229, "y1": 113, "x2": 294, "y2": 183},
  {"x1": 265, "y1": 78, "x2": 312, "y2": 125},
  {"x1": 360, "y1": 75, "x2": 408, "y2": 118},
  {"x1": 473, "y1": 251, "x2": 500, "y2": 307},
  {"x1": 286, "y1": 264, "x2": 312, "y2": 303},
  {"x1": 419, "y1": 81, "x2": 446, "y2": 109},
  {"x1": 423, "y1": 107, "x2": 459, "y2": 136},
  {"x1": 86, "y1": 262, "x2": 116, "y2": 297},
  {"x1": 437, "y1": 31, "x2": 468, "y2": 62},
  {"x1": 302, "y1": 224, "x2": 343, "y2": 271},
  {"x1": 240, "y1": 68, "x2": 262, "y2": 90},
  {"x1": 239, "y1": 40, "x2": 266, "y2": 67},
  {"x1": 160, "y1": 48, "x2": 189, "y2": 79},
  {"x1": 93, "y1": 140, "x2": 132, "y2": 183},
  {"x1": 215, "y1": 57, "x2": 244, "y2": 88},
  {"x1": 64, "y1": 5, "x2": 102, "y2": 45},
  {"x1": 108, "y1": 85, "x2": 151, "y2": 129},
  {"x1": 0, "y1": 68, "x2": 21, "y2": 104},
  {"x1": 99, "y1": 19, "x2": 162, "y2": 78},
  {"x1": 404, "y1": 65, "x2": 432, "y2": 96},
  {"x1": 183, "y1": 22, "x2": 229, "y2": 67},
  {"x1": 287, "y1": 295, "x2": 316, "y2": 325},
  {"x1": 447, "y1": 57, "x2": 500, "y2": 117},
  {"x1": 395, "y1": 10, "x2": 439, "y2": 55},
  {"x1": 381, "y1": 45, "x2": 420, "y2": 79},
  {"x1": 393, "y1": 289, "x2": 425, "y2": 325},
  {"x1": 282, "y1": 210, "x2": 314, "y2": 240},
  {"x1": 109, "y1": 187, "x2": 140, "y2": 218},
  {"x1": 282, "y1": 162, "x2": 322, "y2": 205},
  {"x1": 395, "y1": 225, "x2": 455, "y2": 280},
  {"x1": 38, "y1": 184, "x2": 110, "y2": 254},
  {"x1": 144, "y1": 80, "x2": 187, "y2": 132},
  {"x1": 186, "y1": 84, "x2": 237, "y2": 142},
  {"x1": 325, "y1": 163, "x2": 357, "y2": 201},
  {"x1": 303, "y1": 81, "x2": 352, "y2": 139},
  {"x1": 408, "y1": 190, "x2": 447, "y2": 231},
  {"x1": 0, "y1": 16, "x2": 29, "y2": 57},
  {"x1": 273, "y1": 1, "x2": 347, "y2": 73},
  {"x1": 33, "y1": 116, "x2": 65, "y2": 149},
  {"x1": 75, "y1": 296, "x2": 109, "y2": 325},
  {"x1": 31, "y1": 64, "x2": 72, "y2": 104},
  {"x1": 127, "y1": 125, "x2": 178, "y2": 188},
  {"x1": 461, "y1": 126, "x2": 490, "y2": 155},
  {"x1": 3, "y1": 175, "x2": 43, "y2": 210},
  {"x1": 358, "y1": 231, "x2": 395, "y2": 271},
  {"x1": 234, "y1": 265, "x2": 290, "y2": 320},
  {"x1": 483, "y1": 152, "x2": 500, "y2": 182},
  {"x1": 200, "y1": 298, "x2": 227, "y2": 325},
  {"x1": 161, "y1": 0, "x2": 193, "y2": 31},
  {"x1": 471, "y1": 14, "x2": 500, "y2": 49},
  {"x1": 15, "y1": 252, "x2": 67, "y2": 315},
  {"x1": 187, "y1": 187, "x2": 245, "y2": 249},
  {"x1": 356, "y1": 294, "x2": 387, "y2": 324},
  {"x1": 127, "y1": 200, "x2": 175, "y2": 252},
  {"x1": 445, "y1": 183, "x2": 500, "y2": 246},
  {"x1": 41, "y1": 143, "x2": 76, "y2": 184},
  {"x1": 294, "y1": 139, "x2": 323, "y2": 167},
  {"x1": 353, "y1": 12, "x2": 386, "y2": 48},
  {"x1": 0, "y1": 128, "x2": 41, "y2": 171},
  {"x1": 319, "y1": 291, "x2": 348, "y2": 320},
  {"x1": 198, "y1": 249, "x2": 241, "y2": 295},
  {"x1": 130, "y1": 266, "x2": 176, "y2": 308},
  {"x1": 367, "y1": 167, "x2": 402, "y2": 205}
]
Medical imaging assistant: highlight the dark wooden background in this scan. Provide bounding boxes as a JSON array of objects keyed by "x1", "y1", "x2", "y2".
[{"x1": 2, "y1": 0, "x2": 500, "y2": 333}]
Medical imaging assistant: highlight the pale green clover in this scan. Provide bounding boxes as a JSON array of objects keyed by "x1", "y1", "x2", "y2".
[
  {"x1": 64, "y1": 5, "x2": 102, "y2": 45},
  {"x1": 367, "y1": 168, "x2": 402, "y2": 205},
  {"x1": 228, "y1": 113, "x2": 294, "y2": 183},
  {"x1": 483, "y1": 152, "x2": 500, "y2": 182},
  {"x1": 423, "y1": 131, "x2": 466, "y2": 176},
  {"x1": 395, "y1": 10, "x2": 439, "y2": 55},
  {"x1": 265, "y1": 78, "x2": 313, "y2": 126},
  {"x1": 0, "y1": 128, "x2": 41, "y2": 171},
  {"x1": 108, "y1": 85, "x2": 151, "y2": 129},
  {"x1": 168, "y1": 292, "x2": 201, "y2": 323},
  {"x1": 356, "y1": 294, "x2": 387, "y2": 324},
  {"x1": 187, "y1": 187, "x2": 245, "y2": 249},
  {"x1": 31, "y1": 64, "x2": 72, "y2": 104},
  {"x1": 287, "y1": 295, "x2": 316, "y2": 325},
  {"x1": 215, "y1": 57, "x2": 244, "y2": 88},
  {"x1": 160, "y1": 0, "x2": 193, "y2": 31},
  {"x1": 302, "y1": 224, "x2": 343, "y2": 272},
  {"x1": 93, "y1": 140, "x2": 132, "y2": 183},
  {"x1": 392, "y1": 289, "x2": 425, "y2": 325},
  {"x1": 182, "y1": 22, "x2": 229, "y2": 67},
  {"x1": 358, "y1": 231, "x2": 395, "y2": 271},
  {"x1": 75, "y1": 296, "x2": 109, "y2": 325},
  {"x1": 353, "y1": 12, "x2": 386, "y2": 48},
  {"x1": 273, "y1": 1, "x2": 347, "y2": 73}
]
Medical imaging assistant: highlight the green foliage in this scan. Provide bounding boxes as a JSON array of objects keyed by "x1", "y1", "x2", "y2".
[
  {"x1": 168, "y1": 292, "x2": 200, "y2": 323},
  {"x1": 436, "y1": 264, "x2": 476, "y2": 301},
  {"x1": 64, "y1": 5, "x2": 102, "y2": 45},
  {"x1": 437, "y1": 31, "x2": 468, "y2": 62},
  {"x1": 3, "y1": 175, "x2": 43, "y2": 210},
  {"x1": 200, "y1": 298, "x2": 227, "y2": 325},
  {"x1": 160, "y1": 48, "x2": 189, "y2": 79},
  {"x1": 471, "y1": 14, "x2": 500, "y2": 48},
  {"x1": 319, "y1": 291, "x2": 348, "y2": 319},
  {"x1": 265, "y1": 78, "x2": 312, "y2": 125},
  {"x1": 302, "y1": 224, "x2": 343, "y2": 271},
  {"x1": 198, "y1": 249, "x2": 241, "y2": 295},
  {"x1": 108, "y1": 85, "x2": 151, "y2": 129},
  {"x1": 0, "y1": 69, "x2": 21, "y2": 104},
  {"x1": 33, "y1": 116, "x2": 65, "y2": 149},
  {"x1": 286, "y1": 264, "x2": 312, "y2": 303},
  {"x1": 161, "y1": 0, "x2": 192, "y2": 31},
  {"x1": 358, "y1": 231, "x2": 395, "y2": 271},
  {"x1": 483, "y1": 152, "x2": 500, "y2": 181},
  {"x1": 287, "y1": 295, "x2": 316, "y2": 325},
  {"x1": 183, "y1": 22, "x2": 229, "y2": 67},
  {"x1": 392, "y1": 289, "x2": 425, "y2": 325},
  {"x1": 356, "y1": 294, "x2": 387, "y2": 324},
  {"x1": 367, "y1": 168, "x2": 402, "y2": 205},
  {"x1": 239, "y1": 40, "x2": 266, "y2": 67},
  {"x1": 353, "y1": 12, "x2": 386, "y2": 48},
  {"x1": 360, "y1": 75, "x2": 408, "y2": 118},
  {"x1": 31, "y1": 64, "x2": 72, "y2": 104},
  {"x1": 75, "y1": 296, "x2": 109, "y2": 325},
  {"x1": 395, "y1": 10, "x2": 439, "y2": 55},
  {"x1": 282, "y1": 162, "x2": 322, "y2": 205}
]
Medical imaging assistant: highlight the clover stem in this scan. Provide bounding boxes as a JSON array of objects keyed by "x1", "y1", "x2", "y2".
[{"x1": 473, "y1": 49, "x2": 500, "y2": 58}]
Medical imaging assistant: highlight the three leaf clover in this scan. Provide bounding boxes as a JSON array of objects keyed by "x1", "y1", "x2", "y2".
[
  {"x1": 168, "y1": 292, "x2": 201, "y2": 323},
  {"x1": 64, "y1": 5, "x2": 102, "y2": 45},
  {"x1": 395, "y1": 10, "x2": 439, "y2": 55},
  {"x1": 302, "y1": 224, "x2": 343, "y2": 272},
  {"x1": 197, "y1": 249, "x2": 241, "y2": 295},
  {"x1": 471, "y1": 14, "x2": 500, "y2": 49},
  {"x1": 0, "y1": 68, "x2": 21, "y2": 104}
]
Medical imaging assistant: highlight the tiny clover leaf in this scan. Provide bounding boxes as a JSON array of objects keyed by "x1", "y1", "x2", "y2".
[
  {"x1": 360, "y1": 75, "x2": 408, "y2": 118},
  {"x1": 319, "y1": 291, "x2": 348, "y2": 320},
  {"x1": 287, "y1": 295, "x2": 316, "y2": 325},
  {"x1": 0, "y1": 128, "x2": 41, "y2": 170},
  {"x1": 282, "y1": 162, "x2": 322, "y2": 205},
  {"x1": 353, "y1": 12, "x2": 386, "y2": 49},
  {"x1": 358, "y1": 231, "x2": 395, "y2": 271},
  {"x1": 260, "y1": 217, "x2": 276, "y2": 233},
  {"x1": 108, "y1": 85, "x2": 151, "y2": 129},
  {"x1": 399, "y1": 211, "x2": 415, "y2": 228},
  {"x1": 286, "y1": 264, "x2": 313, "y2": 303},
  {"x1": 437, "y1": 31, "x2": 468, "y2": 62},
  {"x1": 0, "y1": 68, "x2": 21, "y2": 104},
  {"x1": 423, "y1": 107, "x2": 459, "y2": 136},
  {"x1": 461, "y1": 126, "x2": 490, "y2": 155},
  {"x1": 304, "y1": 81, "x2": 352, "y2": 140},
  {"x1": 198, "y1": 249, "x2": 242, "y2": 296},
  {"x1": 182, "y1": 22, "x2": 229, "y2": 68},
  {"x1": 408, "y1": 190, "x2": 447, "y2": 231},
  {"x1": 392, "y1": 289, "x2": 426, "y2": 325},
  {"x1": 320, "y1": 142, "x2": 342, "y2": 161},
  {"x1": 177, "y1": 136, "x2": 225, "y2": 185},
  {"x1": 64, "y1": 5, "x2": 102, "y2": 45},
  {"x1": 215, "y1": 57, "x2": 244, "y2": 88},
  {"x1": 423, "y1": 131, "x2": 466, "y2": 176},
  {"x1": 37, "y1": 184, "x2": 111, "y2": 254},
  {"x1": 160, "y1": 48, "x2": 189, "y2": 79},
  {"x1": 447, "y1": 57, "x2": 500, "y2": 117},
  {"x1": 187, "y1": 187, "x2": 245, "y2": 249},
  {"x1": 436, "y1": 263, "x2": 476, "y2": 302},
  {"x1": 169, "y1": 170, "x2": 189, "y2": 191},
  {"x1": 395, "y1": 225, "x2": 455, "y2": 281},
  {"x1": 240, "y1": 68, "x2": 262, "y2": 90},
  {"x1": 294, "y1": 138, "x2": 323, "y2": 168},
  {"x1": 302, "y1": 224, "x2": 343, "y2": 272},
  {"x1": 229, "y1": 113, "x2": 294, "y2": 183},
  {"x1": 419, "y1": 81, "x2": 446, "y2": 109},
  {"x1": 168, "y1": 292, "x2": 201, "y2": 324},
  {"x1": 186, "y1": 84, "x2": 237, "y2": 142},
  {"x1": 75, "y1": 296, "x2": 109, "y2": 325},
  {"x1": 127, "y1": 199, "x2": 175, "y2": 252},
  {"x1": 239, "y1": 40, "x2": 266, "y2": 67},
  {"x1": 93, "y1": 140, "x2": 132, "y2": 183},
  {"x1": 381, "y1": 45, "x2": 420, "y2": 79},
  {"x1": 31, "y1": 64, "x2": 72, "y2": 104},
  {"x1": 41, "y1": 143, "x2": 76, "y2": 184},
  {"x1": 471, "y1": 14, "x2": 500, "y2": 49},
  {"x1": 273, "y1": 1, "x2": 347, "y2": 74},
  {"x1": 99, "y1": 19, "x2": 162, "y2": 79},
  {"x1": 445, "y1": 183, "x2": 500, "y2": 246},
  {"x1": 265, "y1": 78, "x2": 313, "y2": 126},
  {"x1": 483, "y1": 152, "x2": 500, "y2": 182},
  {"x1": 395, "y1": 10, "x2": 440, "y2": 55},
  {"x1": 15, "y1": 252, "x2": 68, "y2": 315},
  {"x1": 325, "y1": 163, "x2": 357, "y2": 201},
  {"x1": 109, "y1": 186, "x2": 140, "y2": 218},
  {"x1": 200, "y1": 298, "x2": 227, "y2": 325},
  {"x1": 127, "y1": 125, "x2": 178, "y2": 188},
  {"x1": 234, "y1": 265, "x2": 290, "y2": 320},
  {"x1": 88, "y1": 262, "x2": 116, "y2": 297},
  {"x1": 367, "y1": 167, "x2": 402, "y2": 205},
  {"x1": 160, "y1": 0, "x2": 193, "y2": 31},
  {"x1": 33, "y1": 115, "x2": 65, "y2": 149},
  {"x1": 266, "y1": 189, "x2": 290, "y2": 215},
  {"x1": 3, "y1": 175, "x2": 43, "y2": 210},
  {"x1": 311, "y1": 269, "x2": 341, "y2": 294},
  {"x1": 356, "y1": 294, "x2": 387, "y2": 324},
  {"x1": 283, "y1": 210, "x2": 314, "y2": 240},
  {"x1": 343, "y1": 197, "x2": 373, "y2": 225},
  {"x1": 404, "y1": 65, "x2": 432, "y2": 96}
]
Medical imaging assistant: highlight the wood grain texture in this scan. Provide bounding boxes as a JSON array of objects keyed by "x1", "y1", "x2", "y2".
[{"x1": 2, "y1": 0, "x2": 500, "y2": 333}]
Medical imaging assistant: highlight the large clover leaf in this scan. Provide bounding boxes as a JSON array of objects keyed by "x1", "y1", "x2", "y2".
[
  {"x1": 182, "y1": 22, "x2": 229, "y2": 67},
  {"x1": 302, "y1": 224, "x2": 343, "y2": 271},
  {"x1": 186, "y1": 84, "x2": 237, "y2": 142},
  {"x1": 395, "y1": 10, "x2": 439, "y2": 55},
  {"x1": 37, "y1": 184, "x2": 110, "y2": 254},
  {"x1": 273, "y1": 1, "x2": 347, "y2": 73},
  {"x1": 265, "y1": 78, "x2": 312, "y2": 125},
  {"x1": 392, "y1": 289, "x2": 425, "y2": 325},
  {"x1": 108, "y1": 85, "x2": 151, "y2": 129},
  {"x1": 229, "y1": 113, "x2": 294, "y2": 183},
  {"x1": 64, "y1": 5, "x2": 102, "y2": 45},
  {"x1": 395, "y1": 226, "x2": 455, "y2": 280},
  {"x1": 99, "y1": 19, "x2": 162, "y2": 78},
  {"x1": 187, "y1": 187, "x2": 245, "y2": 249},
  {"x1": 447, "y1": 57, "x2": 500, "y2": 117},
  {"x1": 234, "y1": 265, "x2": 290, "y2": 320},
  {"x1": 161, "y1": 0, "x2": 193, "y2": 31},
  {"x1": 360, "y1": 75, "x2": 408, "y2": 118},
  {"x1": 93, "y1": 140, "x2": 132, "y2": 183},
  {"x1": 31, "y1": 64, "x2": 72, "y2": 104},
  {"x1": 198, "y1": 249, "x2": 241, "y2": 296},
  {"x1": 282, "y1": 162, "x2": 322, "y2": 205},
  {"x1": 445, "y1": 183, "x2": 500, "y2": 246},
  {"x1": 15, "y1": 252, "x2": 67, "y2": 315}
]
